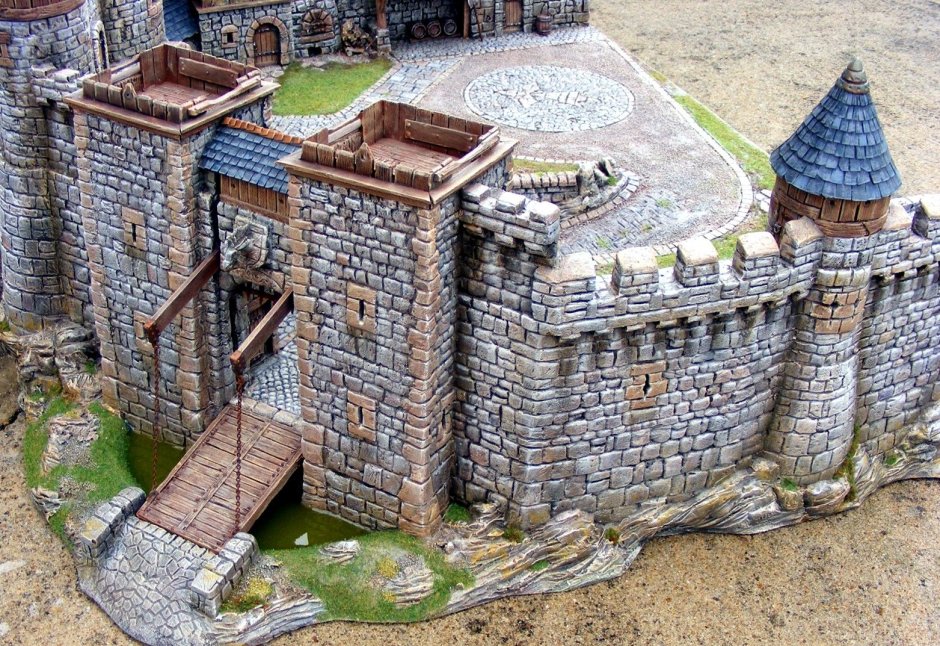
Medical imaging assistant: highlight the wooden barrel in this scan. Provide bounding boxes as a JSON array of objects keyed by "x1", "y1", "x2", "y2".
[
  {"x1": 535, "y1": 12, "x2": 553, "y2": 36},
  {"x1": 411, "y1": 22, "x2": 427, "y2": 40},
  {"x1": 443, "y1": 18, "x2": 458, "y2": 37},
  {"x1": 427, "y1": 20, "x2": 443, "y2": 39}
]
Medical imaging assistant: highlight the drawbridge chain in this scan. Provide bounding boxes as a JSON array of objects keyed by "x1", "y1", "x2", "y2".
[{"x1": 234, "y1": 371, "x2": 245, "y2": 534}]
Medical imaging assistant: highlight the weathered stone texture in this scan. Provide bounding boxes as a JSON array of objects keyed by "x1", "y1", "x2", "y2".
[
  {"x1": 199, "y1": 3, "x2": 293, "y2": 66},
  {"x1": 291, "y1": 177, "x2": 461, "y2": 535},
  {"x1": 103, "y1": 0, "x2": 166, "y2": 64},
  {"x1": 0, "y1": 3, "x2": 98, "y2": 331}
]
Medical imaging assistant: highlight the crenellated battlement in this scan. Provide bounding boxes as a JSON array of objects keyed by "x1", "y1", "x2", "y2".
[{"x1": 460, "y1": 183, "x2": 560, "y2": 259}]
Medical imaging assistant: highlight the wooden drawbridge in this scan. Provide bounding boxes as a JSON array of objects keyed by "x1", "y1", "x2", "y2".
[{"x1": 137, "y1": 405, "x2": 301, "y2": 552}]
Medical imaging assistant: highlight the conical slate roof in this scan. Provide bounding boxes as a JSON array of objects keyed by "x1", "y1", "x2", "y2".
[{"x1": 770, "y1": 59, "x2": 901, "y2": 201}]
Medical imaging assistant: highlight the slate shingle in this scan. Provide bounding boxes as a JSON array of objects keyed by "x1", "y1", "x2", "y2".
[
  {"x1": 770, "y1": 59, "x2": 901, "y2": 201},
  {"x1": 164, "y1": 0, "x2": 199, "y2": 43},
  {"x1": 200, "y1": 127, "x2": 301, "y2": 195}
]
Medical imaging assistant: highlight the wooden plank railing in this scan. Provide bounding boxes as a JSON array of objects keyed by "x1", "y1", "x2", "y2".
[
  {"x1": 144, "y1": 251, "x2": 220, "y2": 342},
  {"x1": 230, "y1": 291, "x2": 294, "y2": 372}
]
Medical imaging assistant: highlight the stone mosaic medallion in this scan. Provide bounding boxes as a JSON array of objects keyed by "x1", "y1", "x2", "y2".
[{"x1": 464, "y1": 65, "x2": 634, "y2": 133}]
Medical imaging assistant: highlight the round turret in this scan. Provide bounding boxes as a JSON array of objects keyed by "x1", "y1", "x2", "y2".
[{"x1": 768, "y1": 59, "x2": 901, "y2": 238}]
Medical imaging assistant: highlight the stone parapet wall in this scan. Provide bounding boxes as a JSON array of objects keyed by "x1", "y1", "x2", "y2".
[
  {"x1": 508, "y1": 170, "x2": 579, "y2": 205},
  {"x1": 453, "y1": 191, "x2": 940, "y2": 527},
  {"x1": 77, "y1": 487, "x2": 146, "y2": 563}
]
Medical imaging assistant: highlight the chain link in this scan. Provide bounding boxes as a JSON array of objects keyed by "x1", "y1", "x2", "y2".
[
  {"x1": 151, "y1": 335, "x2": 161, "y2": 494},
  {"x1": 234, "y1": 371, "x2": 245, "y2": 534}
]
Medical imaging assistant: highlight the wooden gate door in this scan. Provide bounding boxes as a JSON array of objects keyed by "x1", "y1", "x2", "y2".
[
  {"x1": 254, "y1": 25, "x2": 280, "y2": 66},
  {"x1": 504, "y1": 0, "x2": 523, "y2": 32}
]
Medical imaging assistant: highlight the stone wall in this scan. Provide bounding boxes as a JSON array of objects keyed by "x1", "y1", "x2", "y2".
[
  {"x1": 102, "y1": 0, "x2": 166, "y2": 64},
  {"x1": 290, "y1": 177, "x2": 464, "y2": 536},
  {"x1": 73, "y1": 98, "x2": 266, "y2": 447},
  {"x1": 508, "y1": 170, "x2": 579, "y2": 206},
  {"x1": 292, "y1": 0, "x2": 341, "y2": 57},
  {"x1": 452, "y1": 184, "x2": 940, "y2": 528},
  {"x1": 385, "y1": 0, "x2": 461, "y2": 41},
  {"x1": 199, "y1": 2, "x2": 293, "y2": 66},
  {"x1": 0, "y1": 2, "x2": 98, "y2": 331}
]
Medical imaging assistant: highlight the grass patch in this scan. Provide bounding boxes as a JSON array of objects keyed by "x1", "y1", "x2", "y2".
[
  {"x1": 672, "y1": 93, "x2": 775, "y2": 191},
  {"x1": 268, "y1": 531, "x2": 473, "y2": 622},
  {"x1": 273, "y1": 60, "x2": 392, "y2": 116},
  {"x1": 221, "y1": 577, "x2": 274, "y2": 614},
  {"x1": 84, "y1": 360, "x2": 98, "y2": 376},
  {"x1": 596, "y1": 261, "x2": 615, "y2": 276},
  {"x1": 657, "y1": 252, "x2": 677, "y2": 268},
  {"x1": 0, "y1": 319, "x2": 10, "y2": 333},
  {"x1": 529, "y1": 559, "x2": 550, "y2": 572},
  {"x1": 22, "y1": 398, "x2": 137, "y2": 547},
  {"x1": 512, "y1": 158, "x2": 580, "y2": 175},
  {"x1": 779, "y1": 478, "x2": 799, "y2": 493},
  {"x1": 834, "y1": 425, "x2": 862, "y2": 502},
  {"x1": 443, "y1": 503, "x2": 472, "y2": 524},
  {"x1": 655, "y1": 198, "x2": 673, "y2": 209},
  {"x1": 884, "y1": 451, "x2": 902, "y2": 468},
  {"x1": 604, "y1": 527, "x2": 621, "y2": 544},
  {"x1": 595, "y1": 237, "x2": 612, "y2": 251},
  {"x1": 502, "y1": 525, "x2": 525, "y2": 544}
]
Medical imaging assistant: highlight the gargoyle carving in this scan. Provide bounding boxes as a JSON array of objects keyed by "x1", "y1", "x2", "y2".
[{"x1": 221, "y1": 218, "x2": 269, "y2": 272}]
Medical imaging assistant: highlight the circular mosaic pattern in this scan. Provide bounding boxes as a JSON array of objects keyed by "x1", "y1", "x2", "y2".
[{"x1": 464, "y1": 66, "x2": 634, "y2": 133}]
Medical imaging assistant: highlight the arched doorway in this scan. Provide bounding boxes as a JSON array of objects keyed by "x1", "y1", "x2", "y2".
[{"x1": 254, "y1": 24, "x2": 280, "y2": 66}]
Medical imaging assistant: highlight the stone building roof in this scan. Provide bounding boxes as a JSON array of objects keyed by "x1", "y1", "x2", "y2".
[
  {"x1": 164, "y1": 0, "x2": 199, "y2": 42},
  {"x1": 770, "y1": 59, "x2": 901, "y2": 201},
  {"x1": 200, "y1": 119, "x2": 302, "y2": 194}
]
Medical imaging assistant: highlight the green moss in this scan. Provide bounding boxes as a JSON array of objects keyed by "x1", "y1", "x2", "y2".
[
  {"x1": 604, "y1": 527, "x2": 621, "y2": 544},
  {"x1": 502, "y1": 525, "x2": 525, "y2": 544},
  {"x1": 596, "y1": 261, "x2": 615, "y2": 276},
  {"x1": 221, "y1": 577, "x2": 274, "y2": 614},
  {"x1": 443, "y1": 503, "x2": 472, "y2": 524},
  {"x1": 512, "y1": 158, "x2": 580, "y2": 175},
  {"x1": 0, "y1": 319, "x2": 10, "y2": 333},
  {"x1": 84, "y1": 360, "x2": 98, "y2": 376},
  {"x1": 655, "y1": 198, "x2": 673, "y2": 209},
  {"x1": 273, "y1": 60, "x2": 393, "y2": 116},
  {"x1": 596, "y1": 237, "x2": 612, "y2": 251},
  {"x1": 268, "y1": 531, "x2": 474, "y2": 622},
  {"x1": 835, "y1": 425, "x2": 862, "y2": 502},
  {"x1": 22, "y1": 399, "x2": 136, "y2": 547},
  {"x1": 884, "y1": 451, "x2": 902, "y2": 468},
  {"x1": 657, "y1": 252, "x2": 677, "y2": 268},
  {"x1": 779, "y1": 478, "x2": 799, "y2": 492},
  {"x1": 529, "y1": 559, "x2": 550, "y2": 572},
  {"x1": 672, "y1": 94, "x2": 775, "y2": 191}
]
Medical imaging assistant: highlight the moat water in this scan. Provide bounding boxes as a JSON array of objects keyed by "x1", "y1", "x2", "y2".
[{"x1": 128, "y1": 433, "x2": 366, "y2": 550}]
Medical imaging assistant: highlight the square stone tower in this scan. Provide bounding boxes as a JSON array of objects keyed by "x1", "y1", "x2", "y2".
[
  {"x1": 66, "y1": 44, "x2": 277, "y2": 444},
  {"x1": 282, "y1": 101, "x2": 515, "y2": 535}
]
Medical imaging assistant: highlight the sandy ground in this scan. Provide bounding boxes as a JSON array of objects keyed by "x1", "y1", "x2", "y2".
[
  {"x1": 593, "y1": 0, "x2": 940, "y2": 195},
  {"x1": 2, "y1": 3, "x2": 940, "y2": 644}
]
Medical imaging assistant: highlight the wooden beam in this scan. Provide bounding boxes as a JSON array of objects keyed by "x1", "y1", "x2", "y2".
[
  {"x1": 230, "y1": 291, "x2": 294, "y2": 372},
  {"x1": 144, "y1": 251, "x2": 220, "y2": 341},
  {"x1": 179, "y1": 57, "x2": 240, "y2": 89},
  {"x1": 404, "y1": 119, "x2": 478, "y2": 153}
]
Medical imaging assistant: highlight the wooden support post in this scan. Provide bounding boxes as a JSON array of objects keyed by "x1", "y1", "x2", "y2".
[
  {"x1": 144, "y1": 251, "x2": 221, "y2": 342},
  {"x1": 230, "y1": 291, "x2": 294, "y2": 373},
  {"x1": 376, "y1": 0, "x2": 388, "y2": 29}
]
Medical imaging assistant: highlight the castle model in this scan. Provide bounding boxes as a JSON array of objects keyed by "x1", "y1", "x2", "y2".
[{"x1": 1, "y1": 0, "x2": 938, "y2": 563}]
